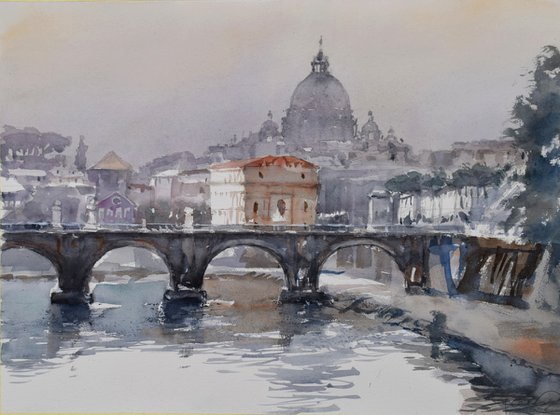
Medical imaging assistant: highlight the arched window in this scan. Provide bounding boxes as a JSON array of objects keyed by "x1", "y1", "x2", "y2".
[
  {"x1": 253, "y1": 201, "x2": 259, "y2": 214},
  {"x1": 277, "y1": 199, "x2": 286, "y2": 217},
  {"x1": 303, "y1": 201, "x2": 309, "y2": 213},
  {"x1": 258, "y1": 171, "x2": 264, "y2": 179}
]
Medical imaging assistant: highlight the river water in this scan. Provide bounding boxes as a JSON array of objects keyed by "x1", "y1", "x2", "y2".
[{"x1": 0, "y1": 271, "x2": 548, "y2": 414}]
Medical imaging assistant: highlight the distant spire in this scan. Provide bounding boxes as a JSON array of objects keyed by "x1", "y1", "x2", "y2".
[{"x1": 319, "y1": 35, "x2": 323, "y2": 49}]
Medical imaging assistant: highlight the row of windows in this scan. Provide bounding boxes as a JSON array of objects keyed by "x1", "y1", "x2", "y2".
[
  {"x1": 98, "y1": 207, "x2": 132, "y2": 219},
  {"x1": 216, "y1": 171, "x2": 310, "y2": 183}
]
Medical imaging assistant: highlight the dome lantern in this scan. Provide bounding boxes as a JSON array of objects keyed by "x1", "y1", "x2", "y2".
[{"x1": 311, "y1": 36, "x2": 330, "y2": 73}]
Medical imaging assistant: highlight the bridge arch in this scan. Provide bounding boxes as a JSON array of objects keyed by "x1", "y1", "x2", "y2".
[
  {"x1": 204, "y1": 239, "x2": 289, "y2": 288},
  {"x1": 91, "y1": 245, "x2": 169, "y2": 282},
  {"x1": 313, "y1": 238, "x2": 404, "y2": 288},
  {"x1": 0, "y1": 245, "x2": 60, "y2": 277},
  {"x1": 1, "y1": 241, "x2": 63, "y2": 276},
  {"x1": 92, "y1": 240, "x2": 173, "y2": 283}
]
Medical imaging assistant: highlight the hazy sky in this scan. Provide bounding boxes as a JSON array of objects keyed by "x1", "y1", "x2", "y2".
[{"x1": 1, "y1": 0, "x2": 560, "y2": 167}]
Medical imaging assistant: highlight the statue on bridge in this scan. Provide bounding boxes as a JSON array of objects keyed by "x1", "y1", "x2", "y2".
[
  {"x1": 51, "y1": 200, "x2": 62, "y2": 229},
  {"x1": 84, "y1": 197, "x2": 97, "y2": 230}
]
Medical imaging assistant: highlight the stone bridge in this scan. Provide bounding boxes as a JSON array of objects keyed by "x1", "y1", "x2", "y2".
[{"x1": 0, "y1": 226, "x2": 544, "y2": 305}]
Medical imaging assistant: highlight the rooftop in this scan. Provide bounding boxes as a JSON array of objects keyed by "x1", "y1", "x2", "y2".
[
  {"x1": 211, "y1": 155, "x2": 318, "y2": 170},
  {"x1": 90, "y1": 151, "x2": 133, "y2": 171}
]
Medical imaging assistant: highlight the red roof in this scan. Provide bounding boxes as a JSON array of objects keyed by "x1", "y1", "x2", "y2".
[{"x1": 211, "y1": 155, "x2": 318, "y2": 170}]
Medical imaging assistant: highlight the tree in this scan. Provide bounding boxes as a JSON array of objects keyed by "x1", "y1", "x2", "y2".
[
  {"x1": 385, "y1": 171, "x2": 425, "y2": 194},
  {"x1": 505, "y1": 45, "x2": 560, "y2": 306},
  {"x1": 75, "y1": 136, "x2": 88, "y2": 171},
  {"x1": 505, "y1": 46, "x2": 560, "y2": 241},
  {"x1": 423, "y1": 168, "x2": 448, "y2": 196},
  {"x1": 0, "y1": 126, "x2": 71, "y2": 169},
  {"x1": 450, "y1": 163, "x2": 506, "y2": 197}
]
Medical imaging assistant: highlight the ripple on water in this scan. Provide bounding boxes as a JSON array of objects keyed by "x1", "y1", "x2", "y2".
[{"x1": 1, "y1": 274, "x2": 555, "y2": 413}]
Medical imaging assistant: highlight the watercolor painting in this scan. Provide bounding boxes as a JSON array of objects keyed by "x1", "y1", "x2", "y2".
[{"x1": 2, "y1": 1, "x2": 560, "y2": 413}]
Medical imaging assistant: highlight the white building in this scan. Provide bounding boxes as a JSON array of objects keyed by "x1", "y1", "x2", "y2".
[{"x1": 151, "y1": 169, "x2": 179, "y2": 201}]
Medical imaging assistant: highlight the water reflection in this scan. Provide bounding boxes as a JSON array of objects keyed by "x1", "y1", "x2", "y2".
[{"x1": 1, "y1": 275, "x2": 558, "y2": 413}]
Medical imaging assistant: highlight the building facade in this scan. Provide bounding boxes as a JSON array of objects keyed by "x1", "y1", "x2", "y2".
[
  {"x1": 87, "y1": 151, "x2": 133, "y2": 200},
  {"x1": 209, "y1": 155, "x2": 319, "y2": 226},
  {"x1": 97, "y1": 191, "x2": 136, "y2": 225}
]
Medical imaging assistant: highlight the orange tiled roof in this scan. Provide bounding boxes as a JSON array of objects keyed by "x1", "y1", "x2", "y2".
[{"x1": 211, "y1": 155, "x2": 317, "y2": 170}]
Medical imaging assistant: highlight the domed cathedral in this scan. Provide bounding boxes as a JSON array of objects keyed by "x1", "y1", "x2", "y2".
[{"x1": 282, "y1": 38, "x2": 356, "y2": 149}]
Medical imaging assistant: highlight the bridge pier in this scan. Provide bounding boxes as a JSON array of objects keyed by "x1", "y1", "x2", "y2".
[
  {"x1": 278, "y1": 256, "x2": 332, "y2": 303},
  {"x1": 163, "y1": 262, "x2": 208, "y2": 304},
  {"x1": 51, "y1": 258, "x2": 95, "y2": 304},
  {"x1": 397, "y1": 236, "x2": 430, "y2": 292},
  {"x1": 163, "y1": 238, "x2": 208, "y2": 304}
]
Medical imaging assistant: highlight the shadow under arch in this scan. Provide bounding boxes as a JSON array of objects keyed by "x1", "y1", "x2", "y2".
[
  {"x1": 1, "y1": 244, "x2": 62, "y2": 277},
  {"x1": 204, "y1": 239, "x2": 289, "y2": 288},
  {"x1": 92, "y1": 241, "x2": 172, "y2": 284},
  {"x1": 314, "y1": 239, "x2": 404, "y2": 287},
  {"x1": 203, "y1": 240, "x2": 287, "y2": 306}
]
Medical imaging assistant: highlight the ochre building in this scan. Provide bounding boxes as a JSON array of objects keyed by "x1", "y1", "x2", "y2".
[{"x1": 209, "y1": 155, "x2": 319, "y2": 225}]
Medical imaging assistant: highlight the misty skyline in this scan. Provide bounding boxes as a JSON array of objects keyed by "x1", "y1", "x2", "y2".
[{"x1": 1, "y1": 0, "x2": 560, "y2": 167}]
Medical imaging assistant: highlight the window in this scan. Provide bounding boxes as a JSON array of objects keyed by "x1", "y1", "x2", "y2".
[
  {"x1": 98, "y1": 208, "x2": 105, "y2": 219},
  {"x1": 303, "y1": 201, "x2": 309, "y2": 213},
  {"x1": 301, "y1": 173, "x2": 305, "y2": 179},
  {"x1": 259, "y1": 171, "x2": 264, "y2": 179},
  {"x1": 253, "y1": 201, "x2": 259, "y2": 214},
  {"x1": 115, "y1": 207, "x2": 123, "y2": 218},
  {"x1": 277, "y1": 199, "x2": 286, "y2": 217}
]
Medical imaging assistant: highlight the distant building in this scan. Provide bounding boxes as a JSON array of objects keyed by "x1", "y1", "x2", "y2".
[
  {"x1": 126, "y1": 183, "x2": 154, "y2": 210},
  {"x1": 367, "y1": 190, "x2": 393, "y2": 227},
  {"x1": 145, "y1": 168, "x2": 211, "y2": 224},
  {"x1": 0, "y1": 176, "x2": 26, "y2": 217},
  {"x1": 209, "y1": 155, "x2": 319, "y2": 226},
  {"x1": 50, "y1": 167, "x2": 91, "y2": 187},
  {"x1": 87, "y1": 151, "x2": 133, "y2": 200},
  {"x1": 282, "y1": 39, "x2": 356, "y2": 149},
  {"x1": 359, "y1": 111, "x2": 382, "y2": 142},
  {"x1": 427, "y1": 139, "x2": 523, "y2": 172},
  {"x1": 151, "y1": 169, "x2": 179, "y2": 202},
  {"x1": 253, "y1": 111, "x2": 285, "y2": 157},
  {"x1": 171, "y1": 169, "x2": 210, "y2": 208},
  {"x1": 97, "y1": 191, "x2": 136, "y2": 225},
  {"x1": 8, "y1": 168, "x2": 48, "y2": 188},
  {"x1": 171, "y1": 169, "x2": 211, "y2": 224}
]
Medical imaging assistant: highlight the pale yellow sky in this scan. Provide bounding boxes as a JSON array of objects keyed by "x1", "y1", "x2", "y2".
[{"x1": 1, "y1": 0, "x2": 560, "y2": 166}]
